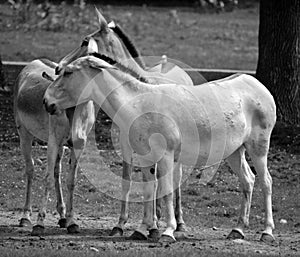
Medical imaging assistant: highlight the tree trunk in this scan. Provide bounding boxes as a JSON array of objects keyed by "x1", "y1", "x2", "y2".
[
  {"x1": 0, "y1": 55, "x2": 6, "y2": 90},
  {"x1": 256, "y1": 0, "x2": 300, "y2": 124}
]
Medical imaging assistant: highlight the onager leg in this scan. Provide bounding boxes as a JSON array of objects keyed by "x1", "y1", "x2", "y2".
[
  {"x1": 156, "y1": 193, "x2": 163, "y2": 222},
  {"x1": 66, "y1": 101, "x2": 95, "y2": 233},
  {"x1": 110, "y1": 160, "x2": 133, "y2": 236},
  {"x1": 157, "y1": 153, "x2": 176, "y2": 243},
  {"x1": 32, "y1": 116, "x2": 69, "y2": 236},
  {"x1": 173, "y1": 162, "x2": 186, "y2": 232},
  {"x1": 156, "y1": 162, "x2": 185, "y2": 232},
  {"x1": 130, "y1": 165, "x2": 158, "y2": 240},
  {"x1": 226, "y1": 146, "x2": 255, "y2": 240},
  {"x1": 65, "y1": 148, "x2": 80, "y2": 233},
  {"x1": 32, "y1": 133, "x2": 60, "y2": 235},
  {"x1": 54, "y1": 145, "x2": 66, "y2": 228},
  {"x1": 110, "y1": 130, "x2": 134, "y2": 237},
  {"x1": 245, "y1": 137, "x2": 275, "y2": 243},
  {"x1": 18, "y1": 125, "x2": 34, "y2": 227}
]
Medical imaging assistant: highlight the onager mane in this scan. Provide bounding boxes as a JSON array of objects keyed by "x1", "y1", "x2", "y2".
[
  {"x1": 90, "y1": 53, "x2": 151, "y2": 84},
  {"x1": 110, "y1": 24, "x2": 146, "y2": 69}
]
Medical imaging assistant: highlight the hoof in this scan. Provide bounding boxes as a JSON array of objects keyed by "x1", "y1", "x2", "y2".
[
  {"x1": 260, "y1": 232, "x2": 276, "y2": 244},
  {"x1": 19, "y1": 218, "x2": 32, "y2": 227},
  {"x1": 129, "y1": 230, "x2": 148, "y2": 240},
  {"x1": 58, "y1": 218, "x2": 67, "y2": 228},
  {"x1": 176, "y1": 223, "x2": 187, "y2": 232},
  {"x1": 109, "y1": 227, "x2": 124, "y2": 236},
  {"x1": 31, "y1": 225, "x2": 45, "y2": 236},
  {"x1": 148, "y1": 229, "x2": 160, "y2": 240},
  {"x1": 159, "y1": 234, "x2": 176, "y2": 244},
  {"x1": 227, "y1": 229, "x2": 245, "y2": 240},
  {"x1": 67, "y1": 224, "x2": 80, "y2": 234}
]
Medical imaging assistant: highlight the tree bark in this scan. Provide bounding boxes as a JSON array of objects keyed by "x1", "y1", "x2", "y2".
[
  {"x1": 0, "y1": 55, "x2": 7, "y2": 90},
  {"x1": 256, "y1": 0, "x2": 300, "y2": 124}
]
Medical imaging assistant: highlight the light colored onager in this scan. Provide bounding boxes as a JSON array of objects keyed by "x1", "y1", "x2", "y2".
[
  {"x1": 15, "y1": 9, "x2": 193, "y2": 236},
  {"x1": 43, "y1": 56, "x2": 276, "y2": 243},
  {"x1": 14, "y1": 59, "x2": 95, "y2": 235},
  {"x1": 54, "y1": 9, "x2": 194, "y2": 238}
]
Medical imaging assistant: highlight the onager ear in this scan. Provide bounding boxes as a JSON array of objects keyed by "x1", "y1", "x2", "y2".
[
  {"x1": 108, "y1": 21, "x2": 116, "y2": 28},
  {"x1": 87, "y1": 37, "x2": 99, "y2": 54},
  {"x1": 42, "y1": 71, "x2": 55, "y2": 82},
  {"x1": 95, "y1": 7, "x2": 109, "y2": 33}
]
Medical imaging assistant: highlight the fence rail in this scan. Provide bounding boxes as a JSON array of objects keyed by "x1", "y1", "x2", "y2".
[{"x1": 2, "y1": 61, "x2": 255, "y2": 87}]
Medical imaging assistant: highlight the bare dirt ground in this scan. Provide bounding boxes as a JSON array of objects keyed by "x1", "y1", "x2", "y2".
[{"x1": 1, "y1": 2, "x2": 300, "y2": 257}]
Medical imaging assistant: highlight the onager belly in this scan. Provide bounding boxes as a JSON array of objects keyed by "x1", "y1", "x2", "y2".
[{"x1": 18, "y1": 110, "x2": 49, "y2": 142}]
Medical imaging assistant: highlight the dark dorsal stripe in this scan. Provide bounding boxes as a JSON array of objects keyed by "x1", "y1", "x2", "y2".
[
  {"x1": 110, "y1": 24, "x2": 146, "y2": 69},
  {"x1": 39, "y1": 58, "x2": 57, "y2": 69},
  {"x1": 90, "y1": 52, "x2": 149, "y2": 83}
]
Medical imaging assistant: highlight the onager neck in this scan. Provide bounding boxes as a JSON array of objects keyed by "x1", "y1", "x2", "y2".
[
  {"x1": 94, "y1": 68, "x2": 150, "y2": 129},
  {"x1": 125, "y1": 58, "x2": 167, "y2": 84}
]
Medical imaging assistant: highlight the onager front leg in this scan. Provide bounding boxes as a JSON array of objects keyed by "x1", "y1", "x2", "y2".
[
  {"x1": 110, "y1": 160, "x2": 133, "y2": 236},
  {"x1": 173, "y1": 162, "x2": 186, "y2": 232},
  {"x1": 110, "y1": 133, "x2": 134, "y2": 237}
]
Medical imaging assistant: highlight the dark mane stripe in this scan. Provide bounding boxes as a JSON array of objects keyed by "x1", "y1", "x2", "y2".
[
  {"x1": 90, "y1": 53, "x2": 149, "y2": 83},
  {"x1": 111, "y1": 25, "x2": 146, "y2": 69},
  {"x1": 91, "y1": 53, "x2": 117, "y2": 65}
]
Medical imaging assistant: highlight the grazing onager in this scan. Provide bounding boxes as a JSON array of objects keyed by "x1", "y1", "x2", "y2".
[{"x1": 43, "y1": 56, "x2": 276, "y2": 243}]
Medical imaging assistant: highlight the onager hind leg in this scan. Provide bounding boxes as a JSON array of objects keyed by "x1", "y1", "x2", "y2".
[
  {"x1": 226, "y1": 146, "x2": 255, "y2": 240},
  {"x1": 173, "y1": 162, "x2": 186, "y2": 232},
  {"x1": 18, "y1": 125, "x2": 34, "y2": 227},
  {"x1": 156, "y1": 162, "x2": 185, "y2": 233},
  {"x1": 158, "y1": 153, "x2": 177, "y2": 243},
  {"x1": 129, "y1": 165, "x2": 158, "y2": 240},
  {"x1": 245, "y1": 136, "x2": 275, "y2": 243}
]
